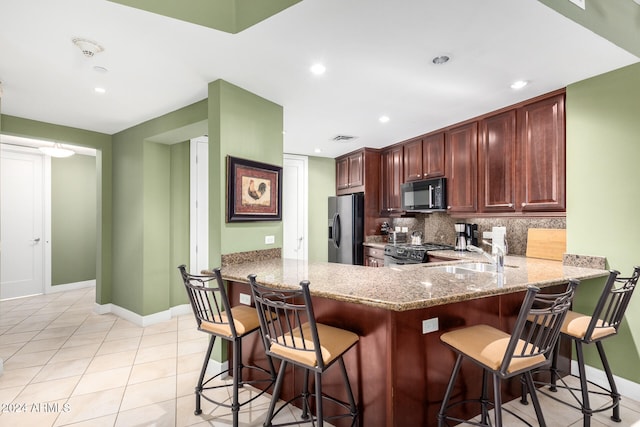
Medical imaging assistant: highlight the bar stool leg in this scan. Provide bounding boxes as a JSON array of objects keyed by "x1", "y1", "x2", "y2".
[
  {"x1": 437, "y1": 354, "x2": 463, "y2": 427},
  {"x1": 596, "y1": 341, "x2": 621, "y2": 422},
  {"x1": 481, "y1": 370, "x2": 490, "y2": 425},
  {"x1": 195, "y1": 335, "x2": 216, "y2": 415},
  {"x1": 264, "y1": 360, "x2": 288, "y2": 427},
  {"x1": 301, "y1": 368, "x2": 311, "y2": 420},
  {"x1": 315, "y1": 372, "x2": 324, "y2": 427},
  {"x1": 492, "y1": 374, "x2": 503, "y2": 427},
  {"x1": 524, "y1": 370, "x2": 547, "y2": 426},
  {"x1": 338, "y1": 357, "x2": 358, "y2": 425},
  {"x1": 231, "y1": 338, "x2": 241, "y2": 426},
  {"x1": 576, "y1": 341, "x2": 592, "y2": 427}
]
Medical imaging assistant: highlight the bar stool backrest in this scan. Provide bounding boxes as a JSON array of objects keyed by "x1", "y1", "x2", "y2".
[
  {"x1": 178, "y1": 265, "x2": 238, "y2": 338},
  {"x1": 584, "y1": 266, "x2": 640, "y2": 343},
  {"x1": 249, "y1": 276, "x2": 326, "y2": 371},
  {"x1": 501, "y1": 280, "x2": 578, "y2": 376}
]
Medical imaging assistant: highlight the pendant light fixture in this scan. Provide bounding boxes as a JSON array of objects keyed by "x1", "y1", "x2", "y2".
[{"x1": 39, "y1": 142, "x2": 75, "y2": 158}]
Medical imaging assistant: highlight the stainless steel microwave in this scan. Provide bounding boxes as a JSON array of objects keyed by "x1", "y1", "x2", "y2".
[{"x1": 401, "y1": 178, "x2": 447, "y2": 212}]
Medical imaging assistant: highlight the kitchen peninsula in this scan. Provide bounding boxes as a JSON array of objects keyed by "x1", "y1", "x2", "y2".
[{"x1": 219, "y1": 253, "x2": 607, "y2": 426}]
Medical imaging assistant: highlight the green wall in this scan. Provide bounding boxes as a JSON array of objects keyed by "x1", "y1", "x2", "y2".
[
  {"x1": 566, "y1": 62, "x2": 640, "y2": 382},
  {"x1": 170, "y1": 141, "x2": 190, "y2": 307},
  {"x1": 308, "y1": 156, "x2": 335, "y2": 262},
  {"x1": 207, "y1": 80, "x2": 284, "y2": 266},
  {"x1": 112, "y1": 100, "x2": 207, "y2": 316},
  {"x1": 51, "y1": 154, "x2": 97, "y2": 285}
]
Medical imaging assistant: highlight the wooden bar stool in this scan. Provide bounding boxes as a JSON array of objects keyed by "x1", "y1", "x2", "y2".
[
  {"x1": 249, "y1": 274, "x2": 359, "y2": 427},
  {"x1": 522, "y1": 267, "x2": 640, "y2": 426},
  {"x1": 438, "y1": 281, "x2": 579, "y2": 427},
  {"x1": 178, "y1": 265, "x2": 276, "y2": 426}
]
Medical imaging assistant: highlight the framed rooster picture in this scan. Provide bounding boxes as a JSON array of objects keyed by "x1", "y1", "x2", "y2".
[{"x1": 226, "y1": 156, "x2": 282, "y2": 222}]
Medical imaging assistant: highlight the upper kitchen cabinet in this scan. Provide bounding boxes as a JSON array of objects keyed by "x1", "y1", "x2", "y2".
[
  {"x1": 517, "y1": 93, "x2": 566, "y2": 212},
  {"x1": 478, "y1": 110, "x2": 517, "y2": 213},
  {"x1": 336, "y1": 150, "x2": 363, "y2": 192},
  {"x1": 403, "y1": 133, "x2": 445, "y2": 182},
  {"x1": 380, "y1": 145, "x2": 404, "y2": 213},
  {"x1": 446, "y1": 122, "x2": 478, "y2": 213}
]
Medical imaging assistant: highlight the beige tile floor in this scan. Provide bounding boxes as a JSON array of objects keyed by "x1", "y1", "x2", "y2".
[{"x1": 0, "y1": 287, "x2": 639, "y2": 426}]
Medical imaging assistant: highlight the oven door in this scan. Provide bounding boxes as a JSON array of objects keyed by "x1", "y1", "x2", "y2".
[{"x1": 384, "y1": 255, "x2": 420, "y2": 267}]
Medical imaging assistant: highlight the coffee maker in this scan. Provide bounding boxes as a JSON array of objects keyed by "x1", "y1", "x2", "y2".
[
  {"x1": 465, "y1": 223, "x2": 478, "y2": 247},
  {"x1": 454, "y1": 223, "x2": 466, "y2": 251}
]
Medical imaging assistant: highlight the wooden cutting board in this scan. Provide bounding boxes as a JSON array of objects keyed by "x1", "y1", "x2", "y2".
[{"x1": 526, "y1": 228, "x2": 566, "y2": 261}]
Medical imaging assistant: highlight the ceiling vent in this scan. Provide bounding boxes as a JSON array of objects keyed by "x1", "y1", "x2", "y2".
[
  {"x1": 72, "y1": 37, "x2": 104, "y2": 57},
  {"x1": 331, "y1": 135, "x2": 358, "y2": 142}
]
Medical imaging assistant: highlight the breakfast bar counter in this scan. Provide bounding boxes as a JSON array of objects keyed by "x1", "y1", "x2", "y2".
[{"x1": 218, "y1": 255, "x2": 608, "y2": 427}]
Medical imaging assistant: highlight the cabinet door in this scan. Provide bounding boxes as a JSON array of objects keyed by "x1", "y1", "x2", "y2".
[
  {"x1": 479, "y1": 111, "x2": 516, "y2": 213},
  {"x1": 446, "y1": 122, "x2": 478, "y2": 213},
  {"x1": 422, "y1": 133, "x2": 445, "y2": 178},
  {"x1": 336, "y1": 157, "x2": 349, "y2": 190},
  {"x1": 517, "y1": 94, "x2": 566, "y2": 211},
  {"x1": 381, "y1": 146, "x2": 404, "y2": 212},
  {"x1": 403, "y1": 139, "x2": 423, "y2": 182},
  {"x1": 348, "y1": 151, "x2": 364, "y2": 188}
]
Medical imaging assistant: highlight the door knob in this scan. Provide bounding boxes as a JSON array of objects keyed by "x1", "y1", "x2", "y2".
[{"x1": 32, "y1": 238, "x2": 41, "y2": 243}]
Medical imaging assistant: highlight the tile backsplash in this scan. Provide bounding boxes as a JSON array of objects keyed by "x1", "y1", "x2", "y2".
[{"x1": 391, "y1": 213, "x2": 565, "y2": 256}]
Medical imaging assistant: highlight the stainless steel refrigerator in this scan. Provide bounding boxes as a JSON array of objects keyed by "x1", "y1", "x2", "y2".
[{"x1": 328, "y1": 193, "x2": 364, "y2": 265}]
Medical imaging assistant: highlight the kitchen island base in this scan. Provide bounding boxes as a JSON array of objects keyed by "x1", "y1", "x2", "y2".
[{"x1": 227, "y1": 281, "x2": 570, "y2": 427}]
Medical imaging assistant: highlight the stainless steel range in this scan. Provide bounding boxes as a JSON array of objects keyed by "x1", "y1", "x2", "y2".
[{"x1": 383, "y1": 243, "x2": 454, "y2": 266}]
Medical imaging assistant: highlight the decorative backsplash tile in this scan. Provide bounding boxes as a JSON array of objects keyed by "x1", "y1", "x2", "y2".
[{"x1": 389, "y1": 213, "x2": 566, "y2": 256}]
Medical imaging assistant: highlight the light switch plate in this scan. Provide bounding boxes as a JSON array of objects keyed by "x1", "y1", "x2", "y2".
[{"x1": 265, "y1": 235, "x2": 275, "y2": 244}]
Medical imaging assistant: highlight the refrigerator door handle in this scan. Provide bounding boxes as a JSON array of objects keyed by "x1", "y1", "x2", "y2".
[{"x1": 332, "y1": 213, "x2": 341, "y2": 248}]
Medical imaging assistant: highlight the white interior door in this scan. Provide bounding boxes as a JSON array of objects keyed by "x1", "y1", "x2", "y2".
[
  {"x1": 1, "y1": 146, "x2": 45, "y2": 299},
  {"x1": 283, "y1": 154, "x2": 308, "y2": 261},
  {"x1": 190, "y1": 137, "x2": 208, "y2": 274}
]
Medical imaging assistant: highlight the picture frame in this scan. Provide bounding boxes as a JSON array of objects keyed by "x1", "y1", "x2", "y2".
[{"x1": 226, "y1": 155, "x2": 282, "y2": 222}]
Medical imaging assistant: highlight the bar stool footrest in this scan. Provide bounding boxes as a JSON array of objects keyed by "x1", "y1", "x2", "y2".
[
  {"x1": 266, "y1": 392, "x2": 358, "y2": 427},
  {"x1": 198, "y1": 364, "x2": 275, "y2": 410}
]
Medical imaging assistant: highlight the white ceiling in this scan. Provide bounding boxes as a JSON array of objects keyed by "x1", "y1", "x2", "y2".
[{"x1": 0, "y1": 0, "x2": 637, "y2": 158}]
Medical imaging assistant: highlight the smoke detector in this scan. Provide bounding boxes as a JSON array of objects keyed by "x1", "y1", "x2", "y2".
[{"x1": 72, "y1": 37, "x2": 104, "y2": 57}]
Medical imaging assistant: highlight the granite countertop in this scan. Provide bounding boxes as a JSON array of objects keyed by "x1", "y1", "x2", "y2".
[{"x1": 219, "y1": 251, "x2": 608, "y2": 312}]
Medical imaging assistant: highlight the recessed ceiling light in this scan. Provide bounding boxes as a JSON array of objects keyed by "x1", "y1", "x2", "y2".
[
  {"x1": 310, "y1": 63, "x2": 326, "y2": 75},
  {"x1": 432, "y1": 55, "x2": 450, "y2": 65},
  {"x1": 93, "y1": 66, "x2": 108, "y2": 73},
  {"x1": 314, "y1": 148, "x2": 322, "y2": 153},
  {"x1": 94, "y1": 87, "x2": 106, "y2": 94},
  {"x1": 510, "y1": 80, "x2": 529, "y2": 89},
  {"x1": 379, "y1": 115, "x2": 390, "y2": 123}
]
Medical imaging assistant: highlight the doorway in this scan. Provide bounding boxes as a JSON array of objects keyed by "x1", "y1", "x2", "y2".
[
  {"x1": 283, "y1": 154, "x2": 308, "y2": 261},
  {"x1": 1, "y1": 145, "x2": 45, "y2": 299}
]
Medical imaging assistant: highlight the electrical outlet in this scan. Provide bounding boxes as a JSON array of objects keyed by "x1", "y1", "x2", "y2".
[
  {"x1": 422, "y1": 317, "x2": 439, "y2": 334},
  {"x1": 265, "y1": 235, "x2": 275, "y2": 244},
  {"x1": 568, "y1": 0, "x2": 585, "y2": 10},
  {"x1": 239, "y1": 293, "x2": 251, "y2": 306}
]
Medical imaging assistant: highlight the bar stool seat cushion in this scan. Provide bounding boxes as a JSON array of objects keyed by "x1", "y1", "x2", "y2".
[
  {"x1": 199, "y1": 305, "x2": 260, "y2": 337},
  {"x1": 441, "y1": 324, "x2": 546, "y2": 374},
  {"x1": 562, "y1": 310, "x2": 616, "y2": 340},
  {"x1": 270, "y1": 322, "x2": 359, "y2": 368}
]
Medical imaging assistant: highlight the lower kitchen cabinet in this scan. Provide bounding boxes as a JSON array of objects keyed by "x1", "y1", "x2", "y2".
[{"x1": 365, "y1": 246, "x2": 385, "y2": 267}]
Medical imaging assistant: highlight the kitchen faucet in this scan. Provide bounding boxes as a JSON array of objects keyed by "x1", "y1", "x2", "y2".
[{"x1": 466, "y1": 240, "x2": 504, "y2": 274}]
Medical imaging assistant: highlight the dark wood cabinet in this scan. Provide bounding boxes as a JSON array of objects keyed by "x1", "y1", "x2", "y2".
[
  {"x1": 380, "y1": 145, "x2": 404, "y2": 213},
  {"x1": 422, "y1": 133, "x2": 446, "y2": 178},
  {"x1": 335, "y1": 148, "x2": 382, "y2": 237},
  {"x1": 336, "y1": 151, "x2": 363, "y2": 192},
  {"x1": 478, "y1": 110, "x2": 517, "y2": 213},
  {"x1": 364, "y1": 246, "x2": 385, "y2": 267},
  {"x1": 517, "y1": 94, "x2": 566, "y2": 212},
  {"x1": 446, "y1": 122, "x2": 478, "y2": 213},
  {"x1": 403, "y1": 133, "x2": 445, "y2": 182}
]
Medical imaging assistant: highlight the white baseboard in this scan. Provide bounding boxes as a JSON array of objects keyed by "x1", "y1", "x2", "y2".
[
  {"x1": 47, "y1": 279, "x2": 96, "y2": 293},
  {"x1": 94, "y1": 302, "x2": 192, "y2": 327},
  {"x1": 572, "y1": 361, "x2": 640, "y2": 402}
]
